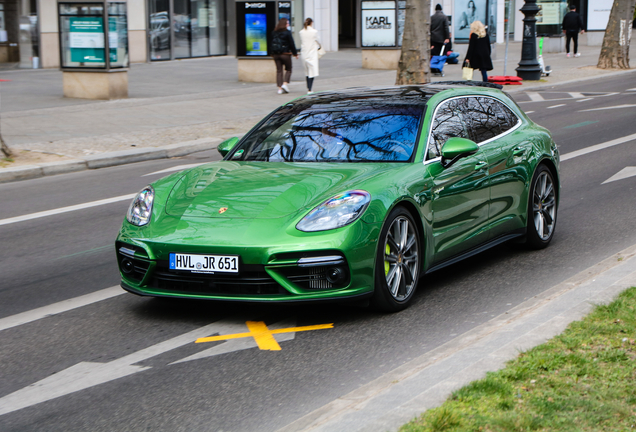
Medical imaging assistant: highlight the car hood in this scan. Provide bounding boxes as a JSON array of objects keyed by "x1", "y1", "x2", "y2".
[{"x1": 164, "y1": 161, "x2": 384, "y2": 219}]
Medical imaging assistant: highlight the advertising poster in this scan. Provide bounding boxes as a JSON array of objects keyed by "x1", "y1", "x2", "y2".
[
  {"x1": 453, "y1": 0, "x2": 487, "y2": 41},
  {"x1": 361, "y1": 1, "x2": 396, "y2": 47},
  {"x1": 278, "y1": 1, "x2": 291, "y2": 26},
  {"x1": 245, "y1": 13, "x2": 267, "y2": 55},
  {"x1": 536, "y1": 2, "x2": 561, "y2": 25},
  {"x1": 108, "y1": 16, "x2": 118, "y2": 62},
  {"x1": 69, "y1": 16, "x2": 105, "y2": 63},
  {"x1": 587, "y1": 0, "x2": 613, "y2": 30}
]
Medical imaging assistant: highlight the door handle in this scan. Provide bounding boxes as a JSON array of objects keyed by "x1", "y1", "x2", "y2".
[
  {"x1": 474, "y1": 161, "x2": 488, "y2": 171},
  {"x1": 512, "y1": 146, "x2": 526, "y2": 157}
]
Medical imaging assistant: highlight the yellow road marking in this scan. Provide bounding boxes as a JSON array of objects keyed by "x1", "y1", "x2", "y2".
[{"x1": 195, "y1": 321, "x2": 334, "y2": 351}]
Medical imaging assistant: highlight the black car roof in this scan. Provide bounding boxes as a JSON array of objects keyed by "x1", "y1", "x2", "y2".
[{"x1": 294, "y1": 82, "x2": 503, "y2": 107}]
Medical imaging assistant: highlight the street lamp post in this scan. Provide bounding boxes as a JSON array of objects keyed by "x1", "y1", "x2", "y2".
[{"x1": 516, "y1": 0, "x2": 542, "y2": 80}]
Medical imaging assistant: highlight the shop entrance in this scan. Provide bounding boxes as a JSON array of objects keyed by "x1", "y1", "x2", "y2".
[{"x1": 339, "y1": 0, "x2": 357, "y2": 47}]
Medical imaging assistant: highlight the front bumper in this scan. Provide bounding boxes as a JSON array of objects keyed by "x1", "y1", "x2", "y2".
[{"x1": 116, "y1": 218, "x2": 380, "y2": 302}]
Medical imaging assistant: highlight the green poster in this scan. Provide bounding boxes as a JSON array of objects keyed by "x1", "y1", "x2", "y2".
[
  {"x1": 109, "y1": 17, "x2": 118, "y2": 62},
  {"x1": 69, "y1": 16, "x2": 105, "y2": 63}
]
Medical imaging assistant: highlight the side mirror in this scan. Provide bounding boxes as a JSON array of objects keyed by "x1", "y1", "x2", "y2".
[
  {"x1": 440, "y1": 137, "x2": 479, "y2": 167},
  {"x1": 217, "y1": 137, "x2": 240, "y2": 157}
]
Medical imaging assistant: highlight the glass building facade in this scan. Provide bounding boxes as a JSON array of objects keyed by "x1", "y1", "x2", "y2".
[{"x1": 149, "y1": 0, "x2": 226, "y2": 61}]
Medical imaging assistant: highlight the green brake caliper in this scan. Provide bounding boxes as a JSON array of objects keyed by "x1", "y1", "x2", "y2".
[{"x1": 384, "y1": 244, "x2": 391, "y2": 276}]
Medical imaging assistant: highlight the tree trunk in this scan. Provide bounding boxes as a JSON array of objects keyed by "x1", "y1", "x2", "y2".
[
  {"x1": 597, "y1": 0, "x2": 636, "y2": 69},
  {"x1": 396, "y1": 0, "x2": 431, "y2": 84},
  {"x1": 0, "y1": 134, "x2": 11, "y2": 158}
]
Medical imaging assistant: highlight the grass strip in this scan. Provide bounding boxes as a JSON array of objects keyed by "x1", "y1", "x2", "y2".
[{"x1": 401, "y1": 286, "x2": 636, "y2": 432}]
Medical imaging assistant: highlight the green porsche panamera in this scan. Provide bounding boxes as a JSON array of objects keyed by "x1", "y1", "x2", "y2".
[{"x1": 117, "y1": 83, "x2": 560, "y2": 311}]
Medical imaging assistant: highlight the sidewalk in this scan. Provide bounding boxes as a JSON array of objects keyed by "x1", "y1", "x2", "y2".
[{"x1": 0, "y1": 41, "x2": 634, "y2": 183}]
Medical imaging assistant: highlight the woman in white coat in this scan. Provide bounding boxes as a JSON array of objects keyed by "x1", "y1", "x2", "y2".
[{"x1": 299, "y1": 18, "x2": 320, "y2": 94}]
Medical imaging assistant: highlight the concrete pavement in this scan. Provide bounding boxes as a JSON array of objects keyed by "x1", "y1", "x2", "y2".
[{"x1": 0, "y1": 40, "x2": 634, "y2": 184}]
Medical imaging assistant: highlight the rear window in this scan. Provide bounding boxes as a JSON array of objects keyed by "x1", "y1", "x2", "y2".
[{"x1": 231, "y1": 102, "x2": 425, "y2": 163}]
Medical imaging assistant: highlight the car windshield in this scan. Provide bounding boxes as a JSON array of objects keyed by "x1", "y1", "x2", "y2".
[{"x1": 231, "y1": 100, "x2": 425, "y2": 163}]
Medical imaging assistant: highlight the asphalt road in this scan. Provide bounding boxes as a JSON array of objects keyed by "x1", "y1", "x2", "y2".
[{"x1": 1, "y1": 74, "x2": 635, "y2": 432}]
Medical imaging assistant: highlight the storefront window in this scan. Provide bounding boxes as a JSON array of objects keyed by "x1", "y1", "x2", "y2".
[
  {"x1": 149, "y1": 0, "x2": 170, "y2": 60},
  {"x1": 151, "y1": 0, "x2": 226, "y2": 60}
]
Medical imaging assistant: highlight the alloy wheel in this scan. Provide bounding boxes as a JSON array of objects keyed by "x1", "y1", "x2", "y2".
[
  {"x1": 532, "y1": 170, "x2": 556, "y2": 241},
  {"x1": 383, "y1": 216, "x2": 419, "y2": 301}
]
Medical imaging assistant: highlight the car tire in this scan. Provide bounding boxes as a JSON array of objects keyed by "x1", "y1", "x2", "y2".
[
  {"x1": 371, "y1": 206, "x2": 421, "y2": 312},
  {"x1": 525, "y1": 164, "x2": 558, "y2": 249}
]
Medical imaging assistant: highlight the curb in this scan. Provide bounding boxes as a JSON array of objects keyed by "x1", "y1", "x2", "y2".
[
  {"x1": 0, "y1": 137, "x2": 222, "y2": 184},
  {"x1": 277, "y1": 244, "x2": 636, "y2": 432}
]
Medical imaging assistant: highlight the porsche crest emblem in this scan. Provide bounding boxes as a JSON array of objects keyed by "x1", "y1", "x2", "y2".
[{"x1": 219, "y1": 207, "x2": 228, "y2": 214}]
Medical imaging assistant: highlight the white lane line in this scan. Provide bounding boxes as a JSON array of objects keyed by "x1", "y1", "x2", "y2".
[
  {"x1": 627, "y1": 88, "x2": 636, "y2": 91},
  {"x1": 525, "y1": 111, "x2": 535, "y2": 114},
  {"x1": 547, "y1": 104, "x2": 566, "y2": 109},
  {"x1": 576, "y1": 98, "x2": 593, "y2": 102},
  {"x1": 526, "y1": 92, "x2": 545, "y2": 102},
  {"x1": 143, "y1": 163, "x2": 205, "y2": 177},
  {"x1": 579, "y1": 104, "x2": 636, "y2": 112},
  {"x1": 0, "y1": 286, "x2": 124, "y2": 332},
  {"x1": 0, "y1": 194, "x2": 136, "y2": 227},
  {"x1": 0, "y1": 320, "x2": 229, "y2": 416},
  {"x1": 602, "y1": 167, "x2": 636, "y2": 184},
  {"x1": 561, "y1": 132, "x2": 636, "y2": 161},
  {"x1": 568, "y1": 92, "x2": 585, "y2": 99}
]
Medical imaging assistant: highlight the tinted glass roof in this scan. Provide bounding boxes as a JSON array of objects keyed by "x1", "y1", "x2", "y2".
[{"x1": 292, "y1": 86, "x2": 442, "y2": 108}]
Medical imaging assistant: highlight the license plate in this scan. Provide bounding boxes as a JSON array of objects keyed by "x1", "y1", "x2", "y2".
[{"x1": 169, "y1": 253, "x2": 239, "y2": 274}]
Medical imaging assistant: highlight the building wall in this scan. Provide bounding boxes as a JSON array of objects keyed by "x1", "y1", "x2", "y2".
[
  {"x1": 39, "y1": 0, "x2": 59, "y2": 68},
  {"x1": 303, "y1": 0, "x2": 338, "y2": 51}
]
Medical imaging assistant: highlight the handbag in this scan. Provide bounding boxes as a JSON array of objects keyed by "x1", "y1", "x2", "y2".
[
  {"x1": 317, "y1": 44, "x2": 326, "y2": 59},
  {"x1": 462, "y1": 60, "x2": 473, "y2": 81}
]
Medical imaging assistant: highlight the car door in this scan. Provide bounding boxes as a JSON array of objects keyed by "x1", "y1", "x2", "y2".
[
  {"x1": 462, "y1": 96, "x2": 528, "y2": 239},
  {"x1": 426, "y1": 97, "x2": 490, "y2": 264}
]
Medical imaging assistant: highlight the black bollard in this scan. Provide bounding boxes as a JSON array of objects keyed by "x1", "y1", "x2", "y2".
[{"x1": 516, "y1": 0, "x2": 542, "y2": 80}]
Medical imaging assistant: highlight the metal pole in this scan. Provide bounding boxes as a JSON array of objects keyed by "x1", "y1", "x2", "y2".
[
  {"x1": 104, "y1": 0, "x2": 110, "y2": 70},
  {"x1": 504, "y1": 0, "x2": 511, "y2": 76}
]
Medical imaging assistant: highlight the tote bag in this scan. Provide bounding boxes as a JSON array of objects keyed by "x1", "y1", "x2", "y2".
[{"x1": 462, "y1": 61, "x2": 473, "y2": 81}]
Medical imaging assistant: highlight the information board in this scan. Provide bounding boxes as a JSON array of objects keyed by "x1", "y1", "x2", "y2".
[
  {"x1": 236, "y1": 2, "x2": 276, "y2": 57},
  {"x1": 69, "y1": 16, "x2": 105, "y2": 63}
]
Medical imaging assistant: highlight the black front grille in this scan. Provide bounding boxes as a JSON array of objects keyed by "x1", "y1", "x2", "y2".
[
  {"x1": 148, "y1": 262, "x2": 285, "y2": 296},
  {"x1": 280, "y1": 264, "x2": 350, "y2": 290},
  {"x1": 116, "y1": 249, "x2": 150, "y2": 282}
]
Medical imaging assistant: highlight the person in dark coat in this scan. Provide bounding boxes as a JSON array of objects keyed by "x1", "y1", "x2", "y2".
[
  {"x1": 271, "y1": 18, "x2": 298, "y2": 94},
  {"x1": 464, "y1": 20, "x2": 493, "y2": 82},
  {"x1": 562, "y1": 5, "x2": 585, "y2": 57},
  {"x1": 430, "y1": 4, "x2": 450, "y2": 57}
]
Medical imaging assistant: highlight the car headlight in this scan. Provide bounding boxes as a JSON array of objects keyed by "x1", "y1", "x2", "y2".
[
  {"x1": 297, "y1": 190, "x2": 371, "y2": 232},
  {"x1": 126, "y1": 186, "x2": 154, "y2": 226}
]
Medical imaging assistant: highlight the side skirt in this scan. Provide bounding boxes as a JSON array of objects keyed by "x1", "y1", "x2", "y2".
[{"x1": 425, "y1": 228, "x2": 526, "y2": 274}]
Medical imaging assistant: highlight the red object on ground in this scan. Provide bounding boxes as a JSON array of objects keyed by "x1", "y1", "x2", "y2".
[
  {"x1": 489, "y1": 76, "x2": 523, "y2": 85},
  {"x1": 0, "y1": 79, "x2": 11, "y2": 82}
]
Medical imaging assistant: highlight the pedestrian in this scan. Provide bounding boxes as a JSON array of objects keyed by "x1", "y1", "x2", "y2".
[
  {"x1": 299, "y1": 17, "x2": 320, "y2": 94},
  {"x1": 562, "y1": 4, "x2": 585, "y2": 57},
  {"x1": 271, "y1": 18, "x2": 298, "y2": 94},
  {"x1": 430, "y1": 4, "x2": 450, "y2": 58},
  {"x1": 464, "y1": 20, "x2": 493, "y2": 82}
]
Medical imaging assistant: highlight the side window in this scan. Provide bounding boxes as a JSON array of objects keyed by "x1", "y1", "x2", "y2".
[
  {"x1": 492, "y1": 99, "x2": 520, "y2": 134},
  {"x1": 427, "y1": 99, "x2": 470, "y2": 160},
  {"x1": 463, "y1": 97, "x2": 501, "y2": 143}
]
